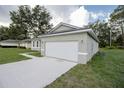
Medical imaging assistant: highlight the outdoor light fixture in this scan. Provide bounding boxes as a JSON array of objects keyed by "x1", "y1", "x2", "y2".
[{"x1": 81, "y1": 40, "x2": 83, "y2": 43}]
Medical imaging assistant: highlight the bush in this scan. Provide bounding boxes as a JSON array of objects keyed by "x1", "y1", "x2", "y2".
[
  {"x1": 117, "y1": 46, "x2": 124, "y2": 49},
  {"x1": 106, "y1": 46, "x2": 116, "y2": 49}
]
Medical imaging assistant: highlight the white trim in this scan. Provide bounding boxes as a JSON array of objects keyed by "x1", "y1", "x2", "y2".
[
  {"x1": 39, "y1": 29, "x2": 91, "y2": 37},
  {"x1": 41, "y1": 49, "x2": 44, "y2": 51},
  {"x1": 78, "y1": 52, "x2": 88, "y2": 55},
  {"x1": 38, "y1": 28, "x2": 99, "y2": 42}
]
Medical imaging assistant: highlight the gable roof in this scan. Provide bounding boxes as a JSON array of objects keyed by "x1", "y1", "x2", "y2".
[
  {"x1": 20, "y1": 39, "x2": 31, "y2": 43},
  {"x1": 0, "y1": 39, "x2": 20, "y2": 43},
  {"x1": 49, "y1": 22, "x2": 82, "y2": 33},
  {"x1": 31, "y1": 37, "x2": 41, "y2": 41},
  {"x1": 39, "y1": 22, "x2": 99, "y2": 42}
]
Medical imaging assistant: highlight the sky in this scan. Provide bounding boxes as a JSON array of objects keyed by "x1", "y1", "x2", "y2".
[{"x1": 0, "y1": 5, "x2": 117, "y2": 27}]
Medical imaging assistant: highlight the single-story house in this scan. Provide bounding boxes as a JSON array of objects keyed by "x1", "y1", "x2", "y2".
[
  {"x1": 37, "y1": 22, "x2": 99, "y2": 64},
  {"x1": 19, "y1": 39, "x2": 31, "y2": 49},
  {"x1": 31, "y1": 38, "x2": 41, "y2": 51},
  {"x1": 0, "y1": 39, "x2": 20, "y2": 47}
]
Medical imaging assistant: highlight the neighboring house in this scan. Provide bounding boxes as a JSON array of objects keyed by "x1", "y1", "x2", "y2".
[
  {"x1": 0, "y1": 39, "x2": 31, "y2": 48},
  {"x1": 0, "y1": 39, "x2": 20, "y2": 47},
  {"x1": 19, "y1": 39, "x2": 31, "y2": 49},
  {"x1": 31, "y1": 38, "x2": 41, "y2": 51},
  {"x1": 37, "y1": 22, "x2": 99, "y2": 64}
]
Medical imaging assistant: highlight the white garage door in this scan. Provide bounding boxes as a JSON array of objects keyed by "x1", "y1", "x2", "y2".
[{"x1": 45, "y1": 41, "x2": 78, "y2": 62}]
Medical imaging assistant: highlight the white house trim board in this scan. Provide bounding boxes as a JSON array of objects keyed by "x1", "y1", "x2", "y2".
[
  {"x1": 78, "y1": 52, "x2": 88, "y2": 55},
  {"x1": 39, "y1": 29, "x2": 90, "y2": 37},
  {"x1": 41, "y1": 49, "x2": 44, "y2": 51},
  {"x1": 39, "y1": 29, "x2": 99, "y2": 42}
]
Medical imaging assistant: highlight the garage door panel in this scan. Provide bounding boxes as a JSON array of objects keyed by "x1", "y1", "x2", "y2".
[{"x1": 45, "y1": 42, "x2": 78, "y2": 62}]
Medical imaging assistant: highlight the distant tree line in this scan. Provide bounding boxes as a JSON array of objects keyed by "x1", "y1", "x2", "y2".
[
  {"x1": 0, "y1": 5, "x2": 52, "y2": 41},
  {"x1": 90, "y1": 5, "x2": 124, "y2": 47}
]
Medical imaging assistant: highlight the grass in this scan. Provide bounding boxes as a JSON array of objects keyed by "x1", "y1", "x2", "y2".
[
  {"x1": 27, "y1": 52, "x2": 42, "y2": 57},
  {"x1": 47, "y1": 48, "x2": 124, "y2": 88},
  {"x1": 0, "y1": 48, "x2": 34, "y2": 64}
]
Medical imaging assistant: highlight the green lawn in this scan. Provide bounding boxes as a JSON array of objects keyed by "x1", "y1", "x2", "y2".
[
  {"x1": 27, "y1": 52, "x2": 42, "y2": 57},
  {"x1": 47, "y1": 48, "x2": 124, "y2": 88},
  {"x1": 0, "y1": 48, "x2": 34, "y2": 64}
]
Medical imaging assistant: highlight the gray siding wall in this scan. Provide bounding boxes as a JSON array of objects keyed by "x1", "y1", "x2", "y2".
[
  {"x1": 20, "y1": 42, "x2": 31, "y2": 49},
  {"x1": 86, "y1": 33, "x2": 99, "y2": 62}
]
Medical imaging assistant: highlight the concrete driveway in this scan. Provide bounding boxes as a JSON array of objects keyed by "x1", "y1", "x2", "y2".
[{"x1": 0, "y1": 55, "x2": 77, "y2": 88}]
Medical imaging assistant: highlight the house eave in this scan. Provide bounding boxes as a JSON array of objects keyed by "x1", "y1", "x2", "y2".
[{"x1": 38, "y1": 29, "x2": 99, "y2": 42}]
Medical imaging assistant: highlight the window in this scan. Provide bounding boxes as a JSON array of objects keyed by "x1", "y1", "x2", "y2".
[
  {"x1": 37, "y1": 41, "x2": 39, "y2": 47},
  {"x1": 33, "y1": 41, "x2": 35, "y2": 47}
]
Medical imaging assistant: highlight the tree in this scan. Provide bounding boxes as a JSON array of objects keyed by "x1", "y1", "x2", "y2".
[
  {"x1": 110, "y1": 5, "x2": 124, "y2": 46},
  {"x1": 116, "y1": 34, "x2": 124, "y2": 46},
  {"x1": 10, "y1": 5, "x2": 52, "y2": 38},
  {"x1": 31, "y1": 5, "x2": 53, "y2": 37},
  {"x1": 90, "y1": 20, "x2": 111, "y2": 47},
  {"x1": 0, "y1": 26, "x2": 9, "y2": 41},
  {"x1": 8, "y1": 24, "x2": 26, "y2": 40},
  {"x1": 10, "y1": 5, "x2": 32, "y2": 39}
]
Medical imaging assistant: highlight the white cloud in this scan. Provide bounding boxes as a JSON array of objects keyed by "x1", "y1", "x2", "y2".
[
  {"x1": 50, "y1": 13, "x2": 63, "y2": 26},
  {"x1": 0, "y1": 21, "x2": 10, "y2": 27},
  {"x1": 89, "y1": 12, "x2": 111, "y2": 23},
  {"x1": 48, "y1": 6, "x2": 108, "y2": 27},
  {"x1": 104, "y1": 13, "x2": 111, "y2": 22},
  {"x1": 90, "y1": 12, "x2": 105, "y2": 20},
  {"x1": 45, "y1": 5, "x2": 79, "y2": 26},
  {"x1": 69, "y1": 6, "x2": 90, "y2": 27},
  {"x1": 45, "y1": 6, "x2": 63, "y2": 26}
]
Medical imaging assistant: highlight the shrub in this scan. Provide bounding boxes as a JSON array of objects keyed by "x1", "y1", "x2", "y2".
[
  {"x1": 117, "y1": 46, "x2": 124, "y2": 49},
  {"x1": 106, "y1": 46, "x2": 116, "y2": 49}
]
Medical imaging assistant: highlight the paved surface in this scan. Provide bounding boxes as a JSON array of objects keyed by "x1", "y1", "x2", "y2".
[{"x1": 0, "y1": 54, "x2": 77, "y2": 88}]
